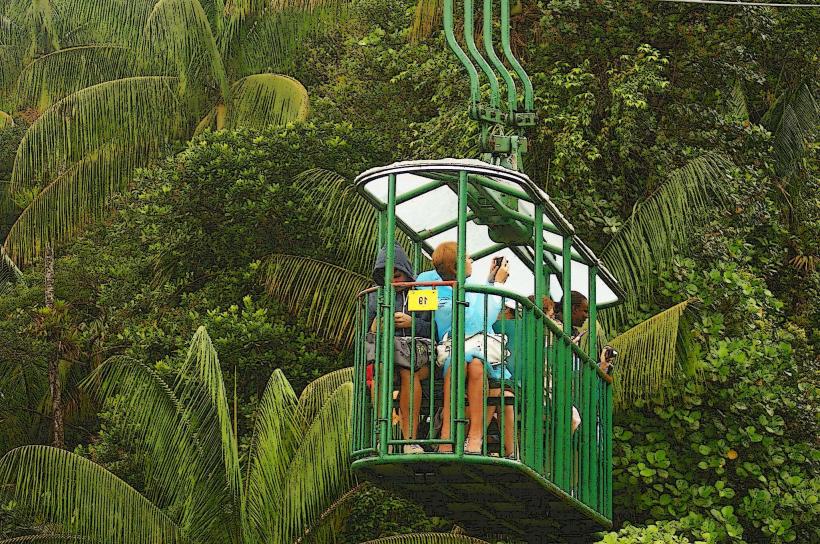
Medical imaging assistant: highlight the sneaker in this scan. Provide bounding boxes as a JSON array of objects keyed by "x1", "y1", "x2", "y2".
[{"x1": 403, "y1": 444, "x2": 425, "y2": 454}]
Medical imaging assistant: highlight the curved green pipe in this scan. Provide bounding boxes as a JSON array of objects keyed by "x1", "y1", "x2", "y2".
[
  {"x1": 500, "y1": 0, "x2": 533, "y2": 111},
  {"x1": 484, "y1": 0, "x2": 517, "y2": 114},
  {"x1": 444, "y1": 0, "x2": 480, "y2": 106},
  {"x1": 463, "y1": 0, "x2": 499, "y2": 108}
]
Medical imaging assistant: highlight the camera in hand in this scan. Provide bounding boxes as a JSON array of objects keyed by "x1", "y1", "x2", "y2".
[
  {"x1": 603, "y1": 346, "x2": 617, "y2": 375},
  {"x1": 493, "y1": 256, "x2": 504, "y2": 268}
]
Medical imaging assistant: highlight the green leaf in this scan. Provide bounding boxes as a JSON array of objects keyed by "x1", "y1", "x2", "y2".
[
  {"x1": 610, "y1": 299, "x2": 696, "y2": 407},
  {"x1": 600, "y1": 153, "x2": 734, "y2": 332},
  {"x1": 0, "y1": 446, "x2": 186, "y2": 544},
  {"x1": 262, "y1": 254, "x2": 371, "y2": 348},
  {"x1": 226, "y1": 73, "x2": 309, "y2": 130},
  {"x1": 16, "y1": 44, "x2": 135, "y2": 111}
]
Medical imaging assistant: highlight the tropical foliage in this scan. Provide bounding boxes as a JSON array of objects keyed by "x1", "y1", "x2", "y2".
[
  {"x1": 0, "y1": 326, "x2": 354, "y2": 544},
  {"x1": 0, "y1": 0, "x2": 328, "y2": 264},
  {"x1": 0, "y1": 0, "x2": 817, "y2": 543}
]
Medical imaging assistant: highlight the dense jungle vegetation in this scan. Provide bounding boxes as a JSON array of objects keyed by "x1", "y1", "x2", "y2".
[{"x1": 0, "y1": 0, "x2": 818, "y2": 543}]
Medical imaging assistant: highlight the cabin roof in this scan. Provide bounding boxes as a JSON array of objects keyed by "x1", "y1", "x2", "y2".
[{"x1": 355, "y1": 159, "x2": 624, "y2": 307}]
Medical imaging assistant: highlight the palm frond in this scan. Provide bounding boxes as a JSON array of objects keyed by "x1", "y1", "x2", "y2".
[
  {"x1": 4, "y1": 144, "x2": 132, "y2": 264},
  {"x1": 85, "y1": 355, "x2": 234, "y2": 542},
  {"x1": 145, "y1": 0, "x2": 230, "y2": 101},
  {"x1": 226, "y1": 73, "x2": 309, "y2": 129},
  {"x1": 727, "y1": 80, "x2": 748, "y2": 122},
  {"x1": 763, "y1": 82, "x2": 818, "y2": 177},
  {"x1": 262, "y1": 254, "x2": 370, "y2": 348},
  {"x1": 16, "y1": 45, "x2": 135, "y2": 111},
  {"x1": 0, "y1": 244, "x2": 24, "y2": 294},
  {"x1": 221, "y1": 5, "x2": 340, "y2": 74},
  {"x1": 5, "y1": 76, "x2": 185, "y2": 261},
  {"x1": 600, "y1": 152, "x2": 734, "y2": 331},
  {"x1": 0, "y1": 109, "x2": 12, "y2": 127},
  {"x1": 295, "y1": 483, "x2": 362, "y2": 544},
  {"x1": 55, "y1": 0, "x2": 154, "y2": 47},
  {"x1": 0, "y1": 536, "x2": 85, "y2": 544},
  {"x1": 0, "y1": 445, "x2": 186, "y2": 544},
  {"x1": 175, "y1": 326, "x2": 243, "y2": 540},
  {"x1": 409, "y1": 0, "x2": 441, "y2": 43},
  {"x1": 277, "y1": 382, "x2": 353, "y2": 543},
  {"x1": 294, "y1": 168, "x2": 379, "y2": 274},
  {"x1": 609, "y1": 299, "x2": 695, "y2": 407},
  {"x1": 293, "y1": 168, "x2": 421, "y2": 274},
  {"x1": 361, "y1": 534, "x2": 491, "y2": 544},
  {"x1": 244, "y1": 369, "x2": 303, "y2": 543},
  {"x1": 10, "y1": 75, "x2": 183, "y2": 193},
  {"x1": 297, "y1": 367, "x2": 353, "y2": 424}
]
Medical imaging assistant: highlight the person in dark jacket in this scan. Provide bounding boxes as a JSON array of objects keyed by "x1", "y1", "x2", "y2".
[{"x1": 367, "y1": 244, "x2": 431, "y2": 453}]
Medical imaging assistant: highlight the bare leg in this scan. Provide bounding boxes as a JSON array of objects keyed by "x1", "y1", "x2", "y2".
[
  {"x1": 487, "y1": 388, "x2": 516, "y2": 457},
  {"x1": 439, "y1": 368, "x2": 453, "y2": 452},
  {"x1": 398, "y1": 366, "x2": 430, "y2": 439},
  {"x1": 465, "y1": 358, "x2": 485, "y2": 451}
]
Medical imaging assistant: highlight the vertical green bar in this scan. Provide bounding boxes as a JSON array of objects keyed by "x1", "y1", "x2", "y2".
[
  {"x1": 555, "y1": 236, "x2": 573, "y2": 490},
  {"x1": 533, "y1": 207, "x2": 545, "y2": 473},
  {"x1": 352, "y1": 298, "x2": 360, "y2": 453},
  {"x1": 525, "y1": 309, "x2": 536, "y2": 466},
  {"x1": 606, "y1": 379, "x2": 613, "y2": 518},
  {"x1": 482, "y1": 294, "x2": 489, "y2": 456},
  {"x1": 379, "y1": 174, "x2": 398, "y2": 456},
  {"x1": 584, "y1": 267, "x2": 598, "y2": 506},
  {"x1": 454, "y1": 170, "x2": 469, "y2": 457}
]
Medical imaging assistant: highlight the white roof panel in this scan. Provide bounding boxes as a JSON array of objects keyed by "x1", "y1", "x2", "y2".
[{"x1": 355, "y1": 159, "x2": 623, "y2": 307}]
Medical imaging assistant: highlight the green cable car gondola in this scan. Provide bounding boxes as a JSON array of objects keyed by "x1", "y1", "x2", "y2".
[{"x1": 349, "y1": 1, "x2": 625, "y2": 542}]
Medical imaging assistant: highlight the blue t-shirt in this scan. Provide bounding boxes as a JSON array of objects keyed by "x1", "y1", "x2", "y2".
[{"x1": 415, "y1": 270, "x2": 503, "y2": 341}]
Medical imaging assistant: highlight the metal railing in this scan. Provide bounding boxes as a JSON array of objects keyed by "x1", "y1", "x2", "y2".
[{"x1": 351, "y1": 281, "x2": 613, "y2": 519}]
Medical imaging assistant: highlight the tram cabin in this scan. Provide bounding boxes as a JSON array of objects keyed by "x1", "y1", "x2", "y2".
[{"x1": 350, "y1": 159, "x2": 624, "y2": 543}]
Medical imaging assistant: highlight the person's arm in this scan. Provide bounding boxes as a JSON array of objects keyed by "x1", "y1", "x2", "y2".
[{"x1": 413, "y1": 309, "x2": 431, "y2": 338}]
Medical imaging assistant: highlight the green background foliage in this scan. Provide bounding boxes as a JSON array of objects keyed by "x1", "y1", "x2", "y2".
[{"x1": 1, "y1": 0, "x2": 817, "y2": 543}]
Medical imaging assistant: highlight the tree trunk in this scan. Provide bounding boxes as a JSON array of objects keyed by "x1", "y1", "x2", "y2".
[
  {"x1": 44, "y1": 243, "x2": 64, "y2": 448},
  {"x1": 44, "y1": 243, "x2": 55, "y2": 308}
]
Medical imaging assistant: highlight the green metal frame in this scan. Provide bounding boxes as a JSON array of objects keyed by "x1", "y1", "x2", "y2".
[{"x1": 442, "y1": 0, "x2": 536, "y2": 170}]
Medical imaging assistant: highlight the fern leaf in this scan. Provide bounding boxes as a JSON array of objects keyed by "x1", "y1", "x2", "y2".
[
  {"x1": 600, "y1": 152, "x2": 734, "y2": 332},
  {"x1": 609, "y1": 299, "x2": 696, "y2": 407},
  {"x1": 262, "y1": 254, "x2": 371, "y2": 348},
  {"x1": 227, "y1": 73, "x2": 309, "y2": 129},
  {"x1": 0, "y1": 446, "x2": 187, "y2": 544}
]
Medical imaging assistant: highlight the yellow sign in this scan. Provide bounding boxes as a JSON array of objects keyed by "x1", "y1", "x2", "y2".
[{"x1": 408, "y1": 289, "x2": 438, "y2": 311}]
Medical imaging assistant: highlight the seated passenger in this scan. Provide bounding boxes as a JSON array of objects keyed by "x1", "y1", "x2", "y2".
[
  {"x1": 497, "y1": 295, "x2": 581, "y2": 434},
  {"x1": 366, "y1": 243, "x2": 431, "y2": 454},
  {"x1": 416, "y1": 242, "x2": 510, "y2": 454}
]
